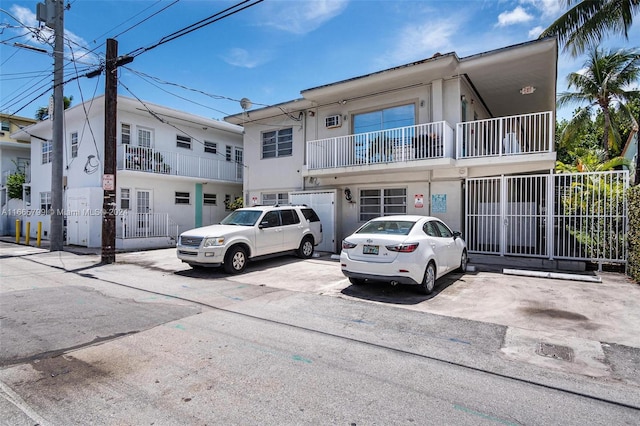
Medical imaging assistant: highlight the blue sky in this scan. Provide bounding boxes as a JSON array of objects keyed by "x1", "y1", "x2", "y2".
[{"x1": 1, "y1": 0, "x2": 638, "y2": 122}]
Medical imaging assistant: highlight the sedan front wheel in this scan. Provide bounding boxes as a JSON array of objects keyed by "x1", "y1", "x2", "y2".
[{"x1": 420, "y1": 262, "x2": 436, "y2": 295}]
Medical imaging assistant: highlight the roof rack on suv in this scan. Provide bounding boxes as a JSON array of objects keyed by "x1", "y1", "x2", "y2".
[{"x1": 273, "y1": 203, "x2": 308, "y2": 207}]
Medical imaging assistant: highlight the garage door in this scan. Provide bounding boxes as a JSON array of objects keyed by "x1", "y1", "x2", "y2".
[{"x1": 290, "y1": 190, "x2": 336, "y2": 253}]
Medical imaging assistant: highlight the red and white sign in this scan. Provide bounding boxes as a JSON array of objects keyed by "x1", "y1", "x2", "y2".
[
  {"x1": 102, "y1": 174, "x2": 115, "y2": 191},
  {"x1": 414, "y1": 194, "x2": 424, "y2": 208}
]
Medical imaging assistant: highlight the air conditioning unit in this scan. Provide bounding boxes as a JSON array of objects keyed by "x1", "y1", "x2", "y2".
[{"x1": 325, "y1": 115, "x2": 342, "y2": 128}]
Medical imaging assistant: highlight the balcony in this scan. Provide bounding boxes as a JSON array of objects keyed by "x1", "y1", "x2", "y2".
[
  {"x1": 457, "y1": 111, "x2": 553, "y2": 158},
  {"x1": 117, "y1": 145, "x2": 242, "y2": 183},
  {"x1": 306, "y1": 111, "x2": 553, "y2": 172},
  {"x1": 307, "y1": 121, "x2": 454, "y2": 170}
]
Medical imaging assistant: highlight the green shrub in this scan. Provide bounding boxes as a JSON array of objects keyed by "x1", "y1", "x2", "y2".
[
  {"x1": 6, "y1": 172, "x2": 25, "y2": 200},
  {"x1": 628, "y1": 185, "x2": 640, "y2": 283}
]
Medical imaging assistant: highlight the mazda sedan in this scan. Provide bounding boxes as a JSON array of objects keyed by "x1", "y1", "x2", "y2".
[{"x1": 340, "y1": 215, "x2": 467, "y2": 294}]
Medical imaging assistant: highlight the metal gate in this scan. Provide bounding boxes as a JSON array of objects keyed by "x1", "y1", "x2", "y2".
[
  {"x1": 466, "y1": 171, "x2": 628, "y2": 263},
  {"x1": 289, "y1": 190, "x2": 337, "y2": 253}
]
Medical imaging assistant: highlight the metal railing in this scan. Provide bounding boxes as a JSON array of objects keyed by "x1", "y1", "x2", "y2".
[
  {"x1": 307, "y1": 122, "x2": 453, "y2": 170},
  {"x1": 457, "y1": 111, "x2": 553, "y2": 158},
  {"x1": 117, "y1": 145, "x2": 242, "y2": 182},
  {"x1": 116, "y1": 212, "x2": 179, "y2": 240}
]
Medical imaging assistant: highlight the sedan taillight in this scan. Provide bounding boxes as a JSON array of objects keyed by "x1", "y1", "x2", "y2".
[
  {"x1": 342, "y1": 240, "x2": 357, "y2": 250},
  {"x1": 385, "y1": 242, "x2": 419, "y2": 253}
]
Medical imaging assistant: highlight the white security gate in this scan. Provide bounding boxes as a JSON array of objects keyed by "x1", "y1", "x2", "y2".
[
  {"x1": 290, "y1": 190, "x2": 337, "y2": 253},
  {"x1": 466, "y1": 171, "x2": 628, "y2": 263}
]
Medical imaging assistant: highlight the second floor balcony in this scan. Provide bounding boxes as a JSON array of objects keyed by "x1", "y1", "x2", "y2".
[
  {"x1": 117, "y1": 145, "x2": 243, "y2": 183},
  {"x1": 306, "y1": 111, "x2": 553, "y2": 172}
]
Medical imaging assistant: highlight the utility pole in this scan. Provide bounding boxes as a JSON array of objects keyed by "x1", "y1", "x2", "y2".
[
  {"x1": 100, "y1": 39, "x2": 133, "y2": 264},
  {"x1": 37, "y1": 0, "x2": 64, "y2": 251},
  {"x1": 101, "y1": 38, "x2": 118, "y2": 264}
]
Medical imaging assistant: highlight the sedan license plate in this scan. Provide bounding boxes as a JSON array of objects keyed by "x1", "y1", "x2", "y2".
[{"x1": 363, "y1": 244, "x2": 379, "y2": 255}]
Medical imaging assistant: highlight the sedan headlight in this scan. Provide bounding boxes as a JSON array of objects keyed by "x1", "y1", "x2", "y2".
[
  {"x1": 203, "y1": 237, "x2": 225, "y2": 247},
  {"x1": 385, "y1": 242, "x2": 419, "y2": 253},
  {"x1": 342, "y1": 240, "x2": 357, "y2": 250}
]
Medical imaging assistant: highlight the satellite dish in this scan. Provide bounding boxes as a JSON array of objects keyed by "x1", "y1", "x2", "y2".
[{"x1": 240, "y1": 97, "x2": 252, "y2": 111}]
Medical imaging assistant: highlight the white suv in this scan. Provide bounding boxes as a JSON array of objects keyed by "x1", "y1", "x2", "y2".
[{"x1": 177, "y1": 205, "x2": 323, "y2": 273}]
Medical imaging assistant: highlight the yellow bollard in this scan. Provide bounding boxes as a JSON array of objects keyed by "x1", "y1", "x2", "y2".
[
  {"x1": 37, "y1": 222, "x2": 42, "y2": 247},
  {"x1": 15, "y1": 219, "x2": 20, "y2": 244},
  {"x1": 26, "y1": 222, "x2": 31, "y2": 245}
]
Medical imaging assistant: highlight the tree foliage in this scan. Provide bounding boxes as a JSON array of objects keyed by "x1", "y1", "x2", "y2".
[
  {"x1": 540, "y1": 0, "x2": 640, "y2": 57},
  {"x1": 35, "y1": 95, "x2": 74, "y2": 120},
  {"x1": 6, "y1": 172, "x2": 26, "y2": 200}
]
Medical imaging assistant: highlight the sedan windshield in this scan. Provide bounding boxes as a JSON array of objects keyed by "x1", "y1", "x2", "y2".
[
  {"x1": 220, "y1": 210, "x2": 262, "y2": 226},
  {"x1": 357, "y1": 220, "x2": 415, "y2": 235}
]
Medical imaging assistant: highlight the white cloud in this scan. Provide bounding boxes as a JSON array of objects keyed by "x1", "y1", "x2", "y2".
[
  {"x1": 521, "y1": 0, "x2": 564, "y2": 19},
  {"x1": 383, "y1": 18, "x2": 459, "y2": 66},
  {"x1": 262, "y1": 0, "x2": 348, "y2": 35},
  {"x1": 496, "y1": 6, "x2": 533, "y2": 27},
  {"x1": 221, "y1": 48, "x2": 270, "y2": 69},
  {"x1": 528, "y1": 25, "x2": 544, "y2": 39}
]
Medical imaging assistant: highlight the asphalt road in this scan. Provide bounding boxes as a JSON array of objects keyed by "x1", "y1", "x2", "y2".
[{"x1": 1, "y1": 242, "x2": 639, "y2": 425}]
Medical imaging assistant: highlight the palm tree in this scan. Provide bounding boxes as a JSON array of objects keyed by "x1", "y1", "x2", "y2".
[
  {"x1": 557, "y1": 47, "x2": 640, "y2": 159},
  {"x1": 35, "y1": 95, "x2": 74, "y2": 120},
  {"x1": 540, "y1": 0, "x2": 640, "y2": 57}
]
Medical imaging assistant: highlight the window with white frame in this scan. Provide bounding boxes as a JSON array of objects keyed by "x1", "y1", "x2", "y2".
[
  {"x1": 138, "y1": 127, "x2": 152, "y2": 148},
  {"x1": 224, "y1": 194, "x2": 231, "y2": 210},
  {"x1": 175, "y1": 191, "x2": 190, "y2": 204},
  {"x1": 262, "y1": 128, "x2": 292, "y2": 158},
  {"x1": 121, "y1": 123, "x2": 131, "y2": 144},
  {"x1": 359, "y1": 188, "x2": 406, "y2": 221},
  {"x1": 262, "y1": 193, "x2": 289, "y2": 206},
  {"x1": 120, "y1": 188, "x2": 130, "y2": 210},
  {"x1": 70, "y1": 131, "x2": 78, "y2": 158},
  {"x1": 42, "y1": 140, "x2": 52, "y2": 164},
  {"x1": 40, "y1": 192, "x2": 52, "y2": 212},
  {"x1": 203, "y1": 193, "x2": 217, "y2": 205},
  {"x1": 226, "y1": 145, "x2": 232, "y2": 161},
  {"x1": 204, "y1": 141, "x2": 217, "y2": 154},
  {"x1": 176, "y1": 135, "x2": 191, "y2": 149},
  {"x1": 1, "y1": 120, "x2": 10, "y2": 132}
]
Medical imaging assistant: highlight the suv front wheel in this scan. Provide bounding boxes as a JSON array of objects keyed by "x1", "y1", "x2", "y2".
[
  {"x1": 297, "y1": 236, "x2": 314, "y2": 259},
  {"x1": 224, "y1": 246, "x2": 247, "y2": 274}
]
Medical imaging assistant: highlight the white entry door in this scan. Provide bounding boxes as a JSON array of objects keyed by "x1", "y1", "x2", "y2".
[{"x1": 135, "y1": 190, "x2": 153, "y2": 237}]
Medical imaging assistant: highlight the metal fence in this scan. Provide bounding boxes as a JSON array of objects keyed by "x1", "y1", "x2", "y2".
[
  {"x1": 465, "y1": 171, "x2": 628, "y2": 263},
  {"x1": 116, "y1": 212, "x2": 179, "y2": 240}
]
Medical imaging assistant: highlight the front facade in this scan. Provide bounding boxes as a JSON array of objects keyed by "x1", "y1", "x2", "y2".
[
  {"x1": 13, "y1": 96, "x2": 243, "y2": 250},
  {"x1": 226, "y1": 38, "x2": 558, "y2": 253},
  {"x1": 0, "y1": 113, "x2": 37, "y2": 236}
]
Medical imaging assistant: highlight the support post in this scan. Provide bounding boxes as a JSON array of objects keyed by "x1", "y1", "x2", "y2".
[
  {"x1": 26, "y1": 222, "x2": 31, "y2": 245},
  {"x1": 15, "y1": 219, "x2": 20, "y2": 244},
  {"x1": 50, "y1": 0, "x2": 65, "y2": 251},
  {"x1": 101, "y1": 38, "x2": 118, "y2": 264}
]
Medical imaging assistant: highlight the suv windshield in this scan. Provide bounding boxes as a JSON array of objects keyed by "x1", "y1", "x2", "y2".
[{"x1": 220, "y1": 210, "x2": 262, "y2": 226}]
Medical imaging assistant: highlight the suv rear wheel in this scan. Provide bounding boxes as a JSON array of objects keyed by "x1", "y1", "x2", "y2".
[
  {"x1": 297, "y1": 236, "x2": 314, "y2": 259},
  {"x1": 224, "y1": 246, "x2": 247, "y2": 274}
]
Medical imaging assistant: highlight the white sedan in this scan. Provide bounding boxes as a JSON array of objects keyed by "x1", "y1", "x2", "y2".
[{"x1": 340, "y1": 215, "x2": 467, "y2": 294}]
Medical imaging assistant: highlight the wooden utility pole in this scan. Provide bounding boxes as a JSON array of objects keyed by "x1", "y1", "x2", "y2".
[
  {"x1": 101, "y1": 38, "x2": 117, "y2": 263},
  {"x1": 50, "y1": 0, "x2": 64, "y2": 251}
]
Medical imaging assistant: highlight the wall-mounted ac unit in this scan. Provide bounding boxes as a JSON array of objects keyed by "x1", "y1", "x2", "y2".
[{"x1": 325, "y1": 115, "x2": 341, "y2": 128}]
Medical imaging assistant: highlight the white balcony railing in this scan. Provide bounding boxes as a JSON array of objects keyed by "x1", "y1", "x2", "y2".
[
  {"x1": 116, "y1": 212, "x2": 178, "y2": 240},
  {"x1": 117, "y1": 145, "x2": 242, "y2": 182},
  {"x1": 456, "y1": 111, "x2": 553, "y2": 158},
  {"x1": 307, "y1": 121, "x2": 454, "y2": 170}
]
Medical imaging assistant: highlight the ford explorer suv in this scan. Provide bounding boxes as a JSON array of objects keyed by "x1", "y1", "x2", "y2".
[{"x1": 177, "y1": 205, "x2": 323, "y2": 273}]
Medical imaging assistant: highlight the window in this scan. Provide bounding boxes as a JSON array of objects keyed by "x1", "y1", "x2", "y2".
[
  {"x1": 262, "y1": 128, "x2": 292, "y2": 158},
  {"x1": 224, "y1": 194, "x2": 231, "y2": 210},
  {"x1": 70, "y1": 131, "x2": 78, "y2": 158},
  {"x1": 280, "y1": 209, "x2": 300, "y2": 225},
  {"x1": 138, "y1": 128, "x2": 152, "y2": 148},
  {"x1": 177, "y1": 135, "x2": 191, "y2": 149},
  {"x1": 353, "y1": 104, "x2": 415, "y2": 134},
  {"x1": 42, "y1": 140, "x2": 52, "y2": 164},
  {"x1": 359, "y1": 188, "x2": 406, "y2": 221},
  {"x1": 203, "y1": 193, "x2": 217, "y2": 205},
  {"x1": 40, "y1": 192, "x2": 51, "y2": 212},
  {"x1": 262, "y1": 193, "x2": 288, "y2": 206},
  {"x1": 121, "y1": 123, "x2": 131, "y2": 144},
  {"x1": 433, "y1": 220, "x2": 453, "y2": 238},
  {"x1": 1, "y1": 120, "x2": 10, "y2": 131},
  {"x1": 175, "y1": 191, "x2": 190, "y2": 204},
  {"x1": 121, "y1": 188, "x2": 130, "y2": 210},
  {"x1": 226, "y1": 145, "x2": 232, "y2": 161},
  {"x1": 204, "y1": 141, "x2": 217, "y2": 154}
]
